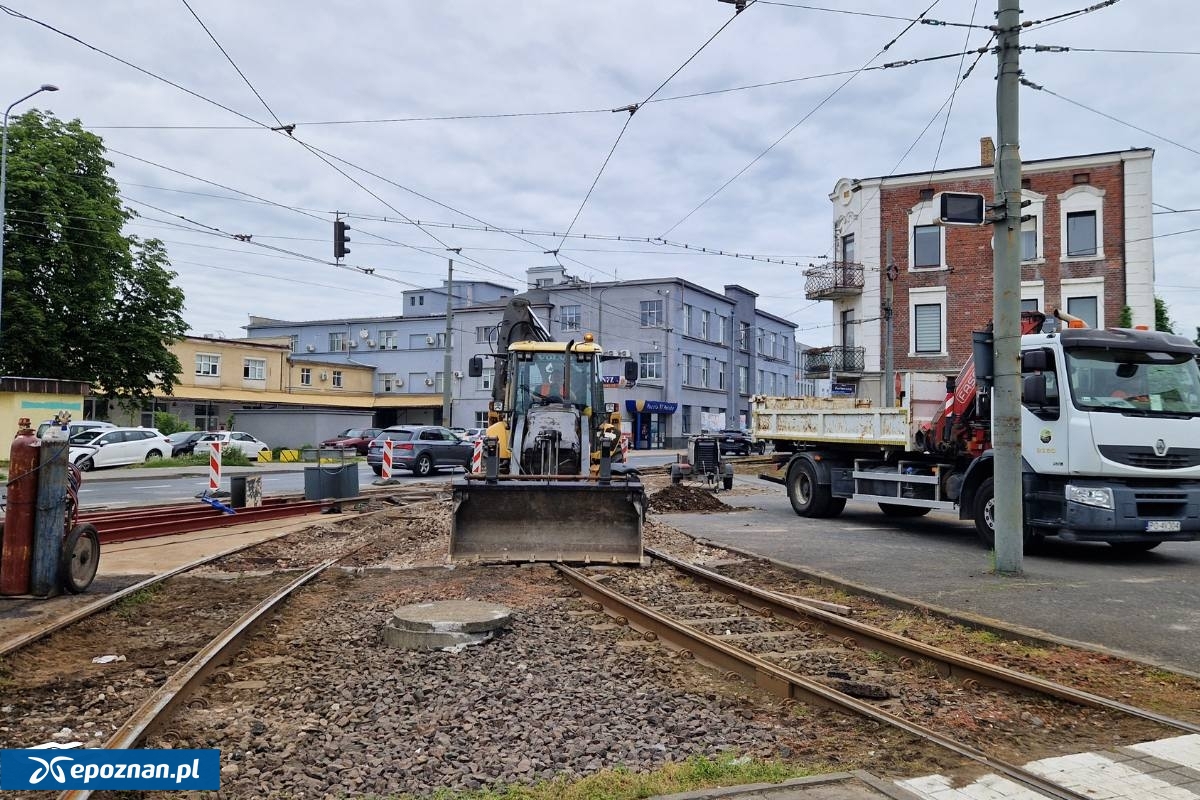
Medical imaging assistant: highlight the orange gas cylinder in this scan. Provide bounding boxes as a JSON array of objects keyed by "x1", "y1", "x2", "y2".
[{"x1": 1, "y1": 418, "x2": 41, "y2": 595}]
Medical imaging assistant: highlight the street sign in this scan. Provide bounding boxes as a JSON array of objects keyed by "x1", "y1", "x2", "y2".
[{"x1": 831, "y1": 382, "x2": 856, "y2": 396}]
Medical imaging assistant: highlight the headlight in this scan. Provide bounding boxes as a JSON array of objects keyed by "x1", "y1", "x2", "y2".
[{"x1": 1066, "y1": 485, "x2": 1114, "y2": 510}]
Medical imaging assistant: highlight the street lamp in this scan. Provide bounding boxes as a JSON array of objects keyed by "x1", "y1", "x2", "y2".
[{"x1": 1, "y1": 83, "x2": 59, "y2": 347}]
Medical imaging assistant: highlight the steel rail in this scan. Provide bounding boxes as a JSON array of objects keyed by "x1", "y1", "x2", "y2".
[
  {"x1": 56, "y1": 550, "x2": 359, "y2": 800},
  {"x1": 647, "y1": 548, "x2": 1200, "y2": 735},
  {"x1": 0, "y1": 527, "x2": 303, "y2": 658},
  {"x1": 94, "y1": 499, "x2": 335, "y2": 544},
  {"x1": 557, "y1": 563, "x2": 1092, "y2": 800}
]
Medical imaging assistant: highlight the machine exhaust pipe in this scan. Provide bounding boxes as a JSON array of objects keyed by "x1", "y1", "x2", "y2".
[{"x1": 1053, "y1": 307, "x2": 1088, "y2": 329}]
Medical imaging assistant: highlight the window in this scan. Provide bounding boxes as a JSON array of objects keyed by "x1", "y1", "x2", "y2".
[
  {"x1": 738, "y1": 322, "x2": 750, "y2": 350},
  {"x1": 841, "y1": 309, "x2": 855, "y2": 349},
  {"x1": 380, "y1": 373, "x2": 396, "y2": 392},
  {"x1": 560, "y1": 305, "x2": 581, "y2": 331},
  {"x1": 536, "y1": 277, "x2": 554, "y2": 287},
  {"x1": 768, "y1": 331, "x2": 778, "y2": 358},
  {"x1": 700, "y1": 358, "x2": 710, "y2": 388},
  {"x1": 738, "y1": 365, "x2": 749, "y2": 393},
  {"x1": 1059, "y1": 184, "x2": 1105, "y2": 260},
  {"x1": 717, "y1": 315, "x2": 727, "y2": 345},
  {"x1": 1021, "y1": 216, "x2": 1038, "y2": 261},
  {"x1": 329, "y1": 331, "x2": 347, "y2": 352},
  {"x1": 332, "y1": 370, "x2": 343, "y2": 388},
  {"x1": 682, "y1": 354, "x2": 693, "y2": 386},
  {"x1": 474, "y1": 411, "x2": 489, "y2": 427},
  {"x1": 477, "y1": 367, "x2": 494, "y2": 391},
  {"x1": 300, "y1": 367, "x2": 312, "y2": 386},
  {"x1": 195, "y1": 354, "x2": 220, "y2": 376},
  {"x1": 379, "y1": 329, "x2": 397, "y2": 349},
  {"x1": 1067, "y1": 296, "x2": 1099, "y2": 329},
  {"x1": 1021, "y1": 298, "x2": 1040, "y2": 312},
  {"x1": 243, "y1": 358, "x2": 265, "y2": 380},
  {"x1": 717, "y1": 361, "x2": 726, "y2": 390},
  {"x1": 842, "y1": 233, "x2": 856, "y2": 263},
  {"x1": 757, "y1": 369, "x2": 764, "y2": 394},
  {"x1": 1066, "y1": 211, "x2": 1097, "y2": 257},
  {"x1": 913, "y1": 225, "x2": 941, "y2": 268},
  {"x1": 682, "y1": 405, "x2": 693, "y2": 435},
  {"x1": 700, "y1": 311, "x2": 710, "y2": 341},
  {"x1": 639, "y1": 352, "x2": 663, "y2": 380},
  {"x1": 914, "y1": 304, "x2": 942, "y2": 354},
  {"x1": 756, "y1": 327, "x2": 765, "y2": 354},
  {"x1": 780, "y1": 374, "x2": 789, "y2": 395},
  {"x1": 475, "y1": 326, "x2": 492, "y2": 344},
  {"x1": 640, "y1": 299, "x2": 663, "y2": 327},
  {"x1": 288, "y1": 335, "x2": 298, "y2": 353}
]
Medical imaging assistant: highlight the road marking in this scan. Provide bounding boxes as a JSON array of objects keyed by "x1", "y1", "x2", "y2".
[{"x1": 133, "y1": 484, "x2": 173, "y2": 489}]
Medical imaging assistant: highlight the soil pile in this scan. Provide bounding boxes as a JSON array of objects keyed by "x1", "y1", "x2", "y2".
[{"x1": 648, "y1": 483, "x2": 732, "y2": 514}]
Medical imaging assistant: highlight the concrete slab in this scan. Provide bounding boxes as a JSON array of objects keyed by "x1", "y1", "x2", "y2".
[{"x1": 382, "y1": 599, "x2": 512, "y2": 651}]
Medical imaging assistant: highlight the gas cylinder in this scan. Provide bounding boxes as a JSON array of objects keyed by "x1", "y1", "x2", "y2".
[{"x1": 1, "y1": 418, "x2": 41, "y2": 595}]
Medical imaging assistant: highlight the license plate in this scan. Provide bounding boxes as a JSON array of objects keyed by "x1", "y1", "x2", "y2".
[
  {"x1": 725, "y1": 438, "x2": 736, "y2": 442},
  {"x1": 1146, "y1": 520, "x2": 1182, "y2": 533}
]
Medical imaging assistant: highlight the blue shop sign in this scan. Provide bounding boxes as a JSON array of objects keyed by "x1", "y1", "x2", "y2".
[{"x1": 625, "y1": 400, "x2": 679, "y2": 414}]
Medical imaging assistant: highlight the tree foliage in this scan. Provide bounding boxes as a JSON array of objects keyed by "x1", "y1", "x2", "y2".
[
  {"x1": 1, "y1": 111, "x2": 186, "y2": 398},
  {"x1": 1154, "y1": 296, "x2": 1174, "y2": 334}
]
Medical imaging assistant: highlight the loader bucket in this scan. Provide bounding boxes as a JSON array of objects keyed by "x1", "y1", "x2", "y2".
[{"x1": 450, "y1": 475, "x2": 645, "y2": 565}]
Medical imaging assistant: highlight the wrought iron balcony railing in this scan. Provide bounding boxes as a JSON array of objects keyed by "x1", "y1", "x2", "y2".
[
  {"x1": 803, "y1": 345, "x2": 866, "y2": 374},
  {"x1": 804, "y1": 261, "x2": 865, "y2": 300}
]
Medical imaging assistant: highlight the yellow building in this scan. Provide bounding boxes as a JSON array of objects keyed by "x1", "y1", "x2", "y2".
[{"x1": 0, "y1": 376, "x2": 91, "y2": 436}]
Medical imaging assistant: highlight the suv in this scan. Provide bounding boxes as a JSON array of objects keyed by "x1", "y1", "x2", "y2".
[
  {"x1": 716, "y1": 429, "x2": 765, "y2": 456},
  {"x1": 366, "y1": 425, "x2": 473, "y2": 477}
]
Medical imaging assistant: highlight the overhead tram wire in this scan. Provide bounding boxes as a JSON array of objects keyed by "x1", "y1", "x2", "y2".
[
  {"x1": 553, "y1": 0, "x2": 759, "y2": 252},
  {"x1": 923, "y1": 0, "x2": 982, "y2": 184},
  {"x1": 658, "y1": 0, "x2": 944, "y2": 238},
  {"x1": 754, "y1": 1, "x2": 988, "y2": 29}
]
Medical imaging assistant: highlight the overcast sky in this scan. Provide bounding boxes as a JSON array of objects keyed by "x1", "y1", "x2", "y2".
[{"x1": 3, "y1": 1, "x2": 1198, "y2": 346}]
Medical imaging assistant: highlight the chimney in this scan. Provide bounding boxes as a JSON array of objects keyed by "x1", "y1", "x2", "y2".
[{"x1": 980, "y1": 136, "x2": 995, "y2": 167}]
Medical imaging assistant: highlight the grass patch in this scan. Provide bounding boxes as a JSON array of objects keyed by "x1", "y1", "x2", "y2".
[
  {"x1": 378, "y1": 755, "x2": 813, "y2": 800},
  {"x1": 969, "y1": 630, "x2": 1002, "y2": 645},
  {"x1": 114, "y1": 584, "x2": 163, "y2": 618}
]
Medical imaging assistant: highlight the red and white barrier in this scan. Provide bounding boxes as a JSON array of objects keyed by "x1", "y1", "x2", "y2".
[
  {"x1": 620, "y1": 433, "x2": 630, "y2": 462},
  {"x1": 472, "y1": 438, "x2": 483, "y2": 473},
  {"x1": 208, "y1": 440, "x2": 222, "y2": 493},
  {"x1": 382, "y1": 438, "x2": 394, "y2": 480}
]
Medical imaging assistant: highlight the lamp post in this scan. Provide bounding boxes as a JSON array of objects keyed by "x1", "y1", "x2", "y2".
[{"x1": 1, "y1": 84, "x2": 59, "y2": 347}]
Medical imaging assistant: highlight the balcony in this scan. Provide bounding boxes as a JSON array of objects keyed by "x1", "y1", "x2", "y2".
[
  {"x1": 804, "y1": 261, "x2": 865, "y2": 300},
  {"x1": 803, "y1": 346, "x2": 865, "y2": 375}
]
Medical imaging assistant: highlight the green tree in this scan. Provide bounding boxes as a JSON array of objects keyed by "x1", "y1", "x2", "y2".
[
  {"x1": 1, "y1": 111, "x2": 185, "y2": 399},
  {"x1": 1118, "y1": 306, "x2": 1133, "y2": 328},
  {"x1": 1155, "y1": 296, "x2": 1175, "y2": 333},
  {"x1": 153, "y1": 411, "x2": 189, "y2": 435},
  {"x1": 1194, "y1": 326, "x2": 1200, "y2": 348}
]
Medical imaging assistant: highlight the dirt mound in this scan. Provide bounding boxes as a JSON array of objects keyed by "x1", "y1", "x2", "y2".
[{"x1": 647, "y1": 483, "x2": 732, "y2": 514}]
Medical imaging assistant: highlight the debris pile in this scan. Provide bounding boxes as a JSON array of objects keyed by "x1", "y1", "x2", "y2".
[{"x1": 647, "y1": 484, "x2": 732, "y2": 514}]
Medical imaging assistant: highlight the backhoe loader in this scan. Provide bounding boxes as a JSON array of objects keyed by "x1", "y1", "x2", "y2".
[{"x1": 449, "y1": 296, "x2": 646, "y2": 564}]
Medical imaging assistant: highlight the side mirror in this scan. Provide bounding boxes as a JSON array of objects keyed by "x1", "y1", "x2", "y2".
[
  {"x1": 624, "y1": 361, "x2": 639, "y2": 382},
  {"x1": 467, "y1": 356, "x2": 484, "y2": 378},
  {"x1": 1021, "y1": 349, "x2": 1048, "y2": 372},
  {"x1": 1023, "y1": 373, "x2": 1048, "y2": 406}
]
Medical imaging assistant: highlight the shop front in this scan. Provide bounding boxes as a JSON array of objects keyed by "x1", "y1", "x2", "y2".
[{"x1": 625, "y1": 399, "x2": 678, "y2": 449}]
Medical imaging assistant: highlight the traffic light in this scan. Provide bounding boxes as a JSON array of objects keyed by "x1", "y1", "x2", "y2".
[{"x1": 334, "y1": 219, "x2": 351, "y2": 259}]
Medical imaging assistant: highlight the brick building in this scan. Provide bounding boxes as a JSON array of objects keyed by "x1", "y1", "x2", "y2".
[{"x1": 806, "y1": 141, "x2": 1155, "y2": 394}]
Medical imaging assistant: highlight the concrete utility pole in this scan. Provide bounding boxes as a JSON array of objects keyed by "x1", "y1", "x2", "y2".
[
  {"x1": 442, "y1": 251, "x2": 459, "y2": 427},
  {"x1": 992, "y1": 0, "x2": 1024, "y2": 574},
  {"x1": 884, "y1": 229, "x2": 896, "y2": 407}
]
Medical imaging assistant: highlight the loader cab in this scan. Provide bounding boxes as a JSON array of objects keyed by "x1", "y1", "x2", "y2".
[{"x1": 510, "y1": 349, "x2": 604, "y2": 416}]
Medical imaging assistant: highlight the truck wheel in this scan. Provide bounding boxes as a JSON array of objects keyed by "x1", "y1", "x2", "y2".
[
  {"x1": 787, "y1": 460, "x2": 843, "y2": 518},
  {"x1": 61, "y1": 523, "x2": 100, "y2": 594},
  {"x1": 1109, "y1": 540, "x2": 1162, "y2": 553},
  {"x1": 878, "y1": 503, "x2": 931, "y2": 518},
  {"x1": 972, "y1": 478, "x2": 1040, "y2": 550}
]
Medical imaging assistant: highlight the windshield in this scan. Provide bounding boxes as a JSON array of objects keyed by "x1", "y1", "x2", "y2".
[
  {"x1": 68, "y1": 430, "x2": 104, "y2": 445},
  {"x1": 1065, "y1": 347, "x2": 1200, "y2": 415},
  {"x1": 167, "y1": 431, "x2": 196, "y2": 443},
  {"x1": 512, "y1": 351, "x2": 602, "y2": 416}
]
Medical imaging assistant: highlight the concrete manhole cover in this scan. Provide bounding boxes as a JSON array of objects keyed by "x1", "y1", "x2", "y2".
[{"x1": 382, "y1": 599, "x2": 513, "y2": 651}]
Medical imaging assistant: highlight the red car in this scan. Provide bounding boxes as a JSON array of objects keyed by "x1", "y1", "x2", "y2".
[{"x1": 321, "y1": 427, "x2": 382, "y2": 455}]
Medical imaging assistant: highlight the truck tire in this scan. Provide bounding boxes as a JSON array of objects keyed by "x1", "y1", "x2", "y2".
[
  {"x1": 787, "y1": 460, "x2": 845, "y2": 518},
  {"x1": 878, "y1": 503, "x2": 931, "y2": 518},
  {"x1": 972, "y1": 477, "x2": 1041, "y2": 550}
]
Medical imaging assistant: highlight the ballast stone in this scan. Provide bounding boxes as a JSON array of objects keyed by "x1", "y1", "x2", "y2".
[{"x1": 382, "y1": 600, "x2": 513, "y2": 651}]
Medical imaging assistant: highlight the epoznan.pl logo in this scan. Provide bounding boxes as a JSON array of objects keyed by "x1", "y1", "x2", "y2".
[{"x1": 1, "y1": 748, "x2": 220, "y2": 791}]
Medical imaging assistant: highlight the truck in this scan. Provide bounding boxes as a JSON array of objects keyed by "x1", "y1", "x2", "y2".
[
  {"x1": 450, "y1": 296, "x2": 646, "y2": 564},
  {"x1": 756, "y1": 310, "x2": 1200, "y2": 552}
]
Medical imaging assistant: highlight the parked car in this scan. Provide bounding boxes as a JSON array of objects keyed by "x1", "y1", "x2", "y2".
[
  {"x1": 166, "y1": 430, "x2": 207, "y2": 457},
  {"x1": 68, "y1": 427, "x2": 173, "y2": 471},
  {"x1": 716, "y1": 429, "x2": 765, "y2": 456},
  {"x1": 195, "y1": 431, "x2": 271, "y2": 460},
  {"x1": 36, "y1": 419, "x2": 115, "y2": 439},
  {"x1": 461, "y1": 427, "x2": 486, "y2": 442},
  {"x1": 366, "y1": 425, "x2": 473, "y2": 477},
  {"x1": 320, "y1": 427, "x2": 382, "y2": 456}
]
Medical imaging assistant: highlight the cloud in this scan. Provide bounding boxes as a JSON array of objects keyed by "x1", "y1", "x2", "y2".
[{"x1": 2, "y1": 0, "x2": 1198, "y2": 342}]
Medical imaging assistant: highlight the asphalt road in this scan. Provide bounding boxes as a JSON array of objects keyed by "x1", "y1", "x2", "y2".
[{"x1": 666, "y1": 475, "x2": 1200, "y2": 675}]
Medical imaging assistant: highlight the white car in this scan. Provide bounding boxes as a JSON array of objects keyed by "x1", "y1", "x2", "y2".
[
  {"x1": 196, "y1": 431, "x2": 271, "y2": 460},
  {"x1": 68, "y1": 427, "x2": 173, "y2": 471}
]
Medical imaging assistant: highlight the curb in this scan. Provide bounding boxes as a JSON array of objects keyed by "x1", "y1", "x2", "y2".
[{"x1": 648, "y1": 770, "x2": 921, "y2": 800}]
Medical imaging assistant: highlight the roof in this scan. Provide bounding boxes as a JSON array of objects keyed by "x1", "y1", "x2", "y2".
[{"x1": 852, "y1": 147, "x2": 1153, "y2": 185}]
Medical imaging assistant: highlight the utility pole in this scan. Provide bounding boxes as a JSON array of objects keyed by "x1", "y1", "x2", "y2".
[
  {"x1": 442, "y1": 250, "x2": 460, "y2": 427},
  {"x1": 992, "y1": 0, "x2": 1024, "y2": 574},
  {"x1": 884, "y1": 229, "x2": 896, "y2": 406}
]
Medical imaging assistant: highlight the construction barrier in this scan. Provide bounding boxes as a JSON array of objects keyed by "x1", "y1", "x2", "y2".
[
  {"x1": 381, "y1": 438, "x2": 393, "y2": 480},
  {"x1": 208, "y1": 441, "x2": 222, "y2": 493},
  {"x1": 620, "y1": 433, "x2": 630, "y2": 462},
  {"x1": 278, "y1": 449, "x2": 300, "y2": 463},
  {"x1": 471, "y1": 438, "x2": 483, "y2": 473}
]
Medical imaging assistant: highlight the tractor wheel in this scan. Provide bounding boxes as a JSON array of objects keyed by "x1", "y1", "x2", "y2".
[{"x1": 61, "y1": 523, "x2": 100, "y2": 594}]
